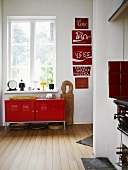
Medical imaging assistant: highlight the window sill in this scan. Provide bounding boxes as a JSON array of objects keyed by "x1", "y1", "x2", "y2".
[{"x1": 3, "y1": 89, "x2": 59, "y2": 94}]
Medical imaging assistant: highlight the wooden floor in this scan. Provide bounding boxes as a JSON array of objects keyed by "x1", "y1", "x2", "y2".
[{"x1": 0, "y1": 124, "x2": 93, "y2": 170}]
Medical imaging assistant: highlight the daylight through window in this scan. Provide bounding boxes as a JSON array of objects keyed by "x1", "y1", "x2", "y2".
[{"x1": 8, "y1": 17, "x2": 56, "y2": 89}]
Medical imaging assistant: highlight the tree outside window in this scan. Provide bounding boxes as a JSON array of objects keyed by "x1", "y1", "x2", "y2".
[{"x1": 8, "y1": 17, "x2": 56, "y2": 89}]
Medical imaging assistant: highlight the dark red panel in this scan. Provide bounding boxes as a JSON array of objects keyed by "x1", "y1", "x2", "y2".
[
  {"x1": 120, "y1": 85, "x2": 128, "y2": 96},
  {"x1": 108, "y1": 61, "x2": 128, "y2": 99},
  {"x1": 109, "y1": 73, "x2": 120, "y2": 85},
  {"x1": 120, "y1": 62, "x2": 128, "y2": 73},
  {"x1": 72, "y1": 30, "x2": 92, "y2": 44},
  {"x1": 109, "y1": 85, "x2": 120, "y2": 97},
  {"x1": 120, "y1": 73, "x2": 128, "y2": 85},
  {"x1": 108, "y1": 61, "x2": 120, "y2": 73}
]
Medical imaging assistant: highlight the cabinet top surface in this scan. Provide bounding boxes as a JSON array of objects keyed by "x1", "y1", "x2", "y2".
[{"x1": 5, "y1": 98, "x2": 65, "y2": 101}]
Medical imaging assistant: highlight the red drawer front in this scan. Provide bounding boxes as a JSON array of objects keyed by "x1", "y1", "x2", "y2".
[
  {"x1": 5, "y1": 100, "x2": 35, "y2": 122},
  {"x1": 36, "y1": 100, "x2": 65, "y2": 121}
]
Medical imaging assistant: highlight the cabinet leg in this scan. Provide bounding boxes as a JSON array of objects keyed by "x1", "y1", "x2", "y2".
[
  {"x1": 5, "y1": 122, "x2": 8, "y2": 132},
  {"x1": 64, "y1": 121, "x2": 65, "y2": 130}
]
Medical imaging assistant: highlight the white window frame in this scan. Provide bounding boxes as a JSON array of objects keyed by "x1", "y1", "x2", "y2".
[{"x1": 7, "y1": 16, "x2": 56, "y2": 89}]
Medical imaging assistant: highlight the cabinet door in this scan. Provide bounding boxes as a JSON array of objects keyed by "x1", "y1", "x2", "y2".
[
  {"x1": 36, "y1": 100, "x2": 65, "y2": 121},
  {"x1": 50, "y1": 100, "x2": 65, "y2": 120},
  {"x1": 36, "y1": 101, "x2": 49, "y2": 121},
  {"x1": 5, "y1": 100, "x2": 35, "y2": 122}
]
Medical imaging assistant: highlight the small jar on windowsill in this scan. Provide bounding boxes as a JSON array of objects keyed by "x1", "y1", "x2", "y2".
[{"x1": 49, "y1": 84, "x2": 54, "y2": 90}]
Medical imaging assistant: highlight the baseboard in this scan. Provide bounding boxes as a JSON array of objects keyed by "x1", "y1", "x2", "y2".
[{"x1": 74, "y1": 121, "x2": 93, "y2": 124}]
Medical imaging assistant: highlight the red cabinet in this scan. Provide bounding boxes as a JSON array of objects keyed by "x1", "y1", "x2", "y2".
[{"x1": 5, "y1": 98, "x2": 65, "y2": 129}]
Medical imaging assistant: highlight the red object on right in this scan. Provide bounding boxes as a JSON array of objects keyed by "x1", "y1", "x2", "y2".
[{"x1": 108, "y1": 61, "x2": 128, "y2": 99}]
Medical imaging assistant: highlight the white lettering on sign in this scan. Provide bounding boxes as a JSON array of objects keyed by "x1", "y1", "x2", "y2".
[
  {"x1": 74, "y1": 51, "x2": 91, "y2": 59},
  {"x1": 76, "y1": 19, "x2": 87, "y2": 27},
  {"x1": 73, "y1": 31, "x2": 91, "y2": 43},
  {"x1": 74, "y1": 67, "x2": 91, "y2": 76}
]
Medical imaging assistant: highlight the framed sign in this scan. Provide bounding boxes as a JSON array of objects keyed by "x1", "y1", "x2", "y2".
[
  {"x1": 75, "y1": 18, "x2": 88, "y2": 29},
  {"x1": 73, "y1": 66, "x2": 91, "y2": 76},
  {"x1": 72, "y1": 30, "x2": 91, "y2": 44},
  {"x1": 75, "y1": 77, "x2": 88, "y2": 89},
  {"x1": 72, "y1": 45, "x2": 92, "y2": 65}
]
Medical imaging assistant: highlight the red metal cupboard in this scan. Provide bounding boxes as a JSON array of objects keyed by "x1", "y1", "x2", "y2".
[{"x1": 5, "y1": 98, "x2": 65, "y2": 129}]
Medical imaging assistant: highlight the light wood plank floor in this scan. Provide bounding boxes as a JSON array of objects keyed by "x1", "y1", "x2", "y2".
[{"x1": 0, "y1": 124, "x2": 93, "y2": 170}]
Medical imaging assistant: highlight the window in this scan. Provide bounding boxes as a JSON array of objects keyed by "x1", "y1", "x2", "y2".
[{"x1": 8, "y1": 17, "x2": 56, "y2": 89}]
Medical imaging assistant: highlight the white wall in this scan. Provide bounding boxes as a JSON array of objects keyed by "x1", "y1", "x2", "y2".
[
  {"x1": 93, "y1": 0, "x2": 128, "y2": 169},
  {"x1": 1, "y1": 0, "x2": 93, "y2": 125},
  {"x1": 0, "y1": 0, "x2": 2, "y2": 124}
]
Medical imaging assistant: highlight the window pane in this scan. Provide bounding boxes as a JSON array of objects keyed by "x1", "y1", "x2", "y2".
[
  {"x1": 35, "y1": 22, "x2": 54, "y2": 43},
  {"x1": 11, "y1": 22, "x2": 30, "y2": 84},
  {"x1": 34, "y1": 21, "x2": 55, "y2": 83},
  {"x1": 11, "y1": 45, "x2": 30, "y2": 66},
  {"x1": 12, "y1": 67, "x2": 30, "y2": 82},
  {"x1": 40, "y1": 67, "x2": 53, "y2": 86},
  {"x1": 9, "y1": 18, "x2": 56, "y2": 89},
  {"x1": 35, "y1": 44, "x2": 54, "y2": 65}
]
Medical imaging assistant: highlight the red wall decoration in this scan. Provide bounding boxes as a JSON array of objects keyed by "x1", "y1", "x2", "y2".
[
  {"x1": 72, "y1": 30, "x2": 91, "y2": 44},
  {"x1": 73, "y1": 66, "x2": 91, "y2": 76},
  {"x1": 72, "y1": 45, "x2": 92, "y2": 65},
  {"x1": 72, "y1": 17, "x2": 92, "y2": 89},
  {"x1": 75, "y1": 77, "x2": 88, "y2": 89},
  {"x1": 75, "y1": 18, "x2": 88, "y2": 29}
]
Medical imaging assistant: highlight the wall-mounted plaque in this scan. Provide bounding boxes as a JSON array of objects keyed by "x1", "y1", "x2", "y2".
[
  {"x1": 73, "y1": 66, "x2": 91, "y2": 76},
  {"x1": 72, "y1": 30, "x2": 91, "y2": 44},
  {"x1": 75, "y1": 77, "x2": 88, "y2": 89},
  {"x1": 72, "y1": 45, "x2": 92, "y2": 65},
  {"x1": 75, "y1": 18, "x2": 88, "y2": 29}
]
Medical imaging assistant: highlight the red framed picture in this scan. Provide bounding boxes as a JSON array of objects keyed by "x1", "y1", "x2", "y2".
[
  {"x1": 72, "y1": 30, "x2": 91, "y2": 44},
  {"x1": 75, "y1": 77, "x2": 88, "y2": 89},
  {"x1": 75, "y1": 18, "x2": 88, "y2": 29},
  {"x1": 73, "y1": 66, "x2": 91, "y2": 76},
  {"x1": 72, "y1": 45, "x2": 92, "y2": 65}
]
